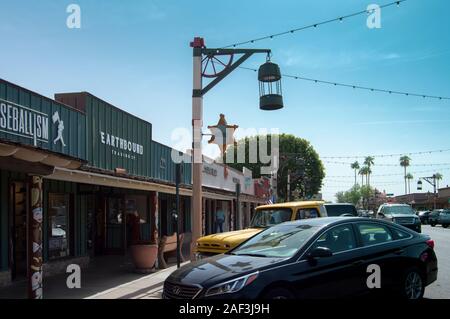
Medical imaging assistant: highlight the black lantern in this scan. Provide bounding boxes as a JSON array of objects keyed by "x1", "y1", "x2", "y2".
[
  {"x1": 417, "y1": 180, "x2": 423, "y2": 191},
  {"x1": 258, "y1": 59, "x2": 284, "y2": 111}
]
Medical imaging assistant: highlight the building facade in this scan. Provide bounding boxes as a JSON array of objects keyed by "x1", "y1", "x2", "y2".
[{"x1": 0, "y1": 79, "x2": 270, "y2": 295}]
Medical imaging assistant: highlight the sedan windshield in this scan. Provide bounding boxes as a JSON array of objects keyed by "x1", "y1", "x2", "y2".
[
  {"x1": 382, "y1": 205, "x2": 415, "y2": 215},
  {"x1": 231, "y1": 224, "x2": 319, "y2": 258},
  {"x1": 250, "y1": 208, "x2": 292, "y2": 228}
]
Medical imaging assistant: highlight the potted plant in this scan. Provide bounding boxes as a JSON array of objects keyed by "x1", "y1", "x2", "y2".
[
  {"x1": 128, "y1": 210, "x2": 157, "y2": 273},
  {"x1": 130, "y1": 240, "x2": 158, "y2": 273}
]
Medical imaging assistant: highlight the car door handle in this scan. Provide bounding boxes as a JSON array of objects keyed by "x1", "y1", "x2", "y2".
[
  {"x1": 352, "y1": 260, "x2": 364, "y2": 266},
  {"x1": 394, "y1": 249, "x2": 405, "y2": 255}
]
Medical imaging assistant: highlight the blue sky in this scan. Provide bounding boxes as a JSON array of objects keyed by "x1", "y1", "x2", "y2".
[{"x1": 1, "y1": 0, "x2": 449, "y2": 201}]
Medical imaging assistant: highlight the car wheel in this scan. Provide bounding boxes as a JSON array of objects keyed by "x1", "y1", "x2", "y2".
[
  {"x1": 400, "y1": 268, "x2": 425, "y2": 300},
  {"x1": 442, "y1": 224, "x2": 449, "y2": 228},
  {"x1": 262, "y1": 287, "x2": 295, "y2": 299},
  {"x1": 430, "y1": 223, "x2": 436, "y2": 227}
]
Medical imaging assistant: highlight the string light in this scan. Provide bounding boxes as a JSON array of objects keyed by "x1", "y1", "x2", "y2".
[
  {"x1": 240, "y1": 67, "x2": 450, "y2": 101},
  {"x1": 325, "y1": 167, "x2": 450, "y2": 178},
  {"x1": 222, "y1": 0, "x2": 407, "y2": 48},
  {"x1": 320, "y1": 148, "x2": 450, "y2": 159}
]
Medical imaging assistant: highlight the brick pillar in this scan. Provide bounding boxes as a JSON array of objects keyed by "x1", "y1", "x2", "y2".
[{"x1": 28, "y1": 175, "x2": 43, "y2": 299}]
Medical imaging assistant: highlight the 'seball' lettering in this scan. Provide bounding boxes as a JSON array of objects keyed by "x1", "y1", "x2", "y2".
[
  {"x1": 0, "y1": 102, "x2": 48, "y2": 141},
  {"x1": 100, "y1": 131, "x2": 144, "y2": 155}
]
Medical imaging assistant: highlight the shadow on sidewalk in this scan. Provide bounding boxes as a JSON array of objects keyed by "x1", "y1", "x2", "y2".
[{"x1": 0, "y1": 255, "x2": 162, "y2": 299}]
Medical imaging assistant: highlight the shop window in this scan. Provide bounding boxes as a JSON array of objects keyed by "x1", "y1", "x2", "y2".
[{"x1": 48, "y1": 194, "x2": 71, "y2": 259}]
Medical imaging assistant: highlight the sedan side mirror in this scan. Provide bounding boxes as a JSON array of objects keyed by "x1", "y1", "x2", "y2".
[
  {"x1": 308, "y1": 247, "x2": 333, "y2": 259},
  {"x1": 378, "y1": 212, "x2": 385, "y2": 218}
]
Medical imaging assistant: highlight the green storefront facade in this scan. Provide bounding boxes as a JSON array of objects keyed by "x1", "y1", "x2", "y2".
[{"x1": 0, "y1": 80, "x2": 193, "y2": 293}]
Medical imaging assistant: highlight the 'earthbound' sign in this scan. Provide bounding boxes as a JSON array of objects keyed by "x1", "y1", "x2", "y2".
[
  {"x1": 0, "y1": 99, "x2": 49, "y2": 144},
  {"x1": 100, "y1": 131, "x2": 144, "y2": 156}
]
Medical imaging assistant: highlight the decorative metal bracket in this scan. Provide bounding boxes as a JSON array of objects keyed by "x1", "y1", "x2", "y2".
[{"x1": 195, "y1": 48, "x2": 271, "y2": 97}]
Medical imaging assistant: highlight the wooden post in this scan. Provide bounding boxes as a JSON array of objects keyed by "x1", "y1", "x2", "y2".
[{"x1": 28, "y1": 175, "x2": 43, "y2": 299}]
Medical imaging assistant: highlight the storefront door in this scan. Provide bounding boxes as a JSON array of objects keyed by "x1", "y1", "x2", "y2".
[
  {"x1": 9, "y1": 182, "x2": 27, "y2": 280},
  {"x1": 105, "y1": 196, "x2": 126, "y2": 254}
]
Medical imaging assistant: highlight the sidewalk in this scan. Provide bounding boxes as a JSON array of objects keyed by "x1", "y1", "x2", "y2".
[
  {"x1": 0, "y1": 255, "x2": 186, "y2": 299},
  {"x1": 85, "y1": 262, "x2": 187, "y2": 299}
]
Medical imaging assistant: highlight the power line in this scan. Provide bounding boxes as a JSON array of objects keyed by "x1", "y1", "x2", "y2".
[
  {"x1": 323, "y1": 160, "x2": 450, "y2": 167},
  {"x1": 222, "y1": 0, "x2": 407, "y2": 48},
  {"x1": 240, "y1": 66, "x2": 450, "y2": 101}
]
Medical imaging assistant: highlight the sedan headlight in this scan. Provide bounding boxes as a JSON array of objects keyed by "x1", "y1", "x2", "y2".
[{"x1": 205, "y1": 272, "x2": 259, "y2": 297}]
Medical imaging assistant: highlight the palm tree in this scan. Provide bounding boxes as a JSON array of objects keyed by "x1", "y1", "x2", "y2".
[
  {"x1": 406, "y1": 173, "x2": 414, "y2": 194},
  {"x1": 364, "y1": 156, "x2": 375, "y2": 186},
  {"x1": 359, "y1": 166, "x2": 370, "y2": 186},
  {"x1": 400, "y1": 155, "x2": 411, "y2": 195},
  {"x1": 435, "y1": 173, "x2": 443, "y2": 189},
  {"x1": 351, "y1": 161, "x2": 360, "y2": 186},
  {"x1": 359, "y1": 167, "x2": 366, "y2": 186}
]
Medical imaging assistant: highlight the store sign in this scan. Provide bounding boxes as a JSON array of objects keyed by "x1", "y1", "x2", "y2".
[
  {"x1": 100, "y1": 130, "x2": 144, "y2": 160},
  {"x1": 203, "y1": 165, "x2": 218, "y2": 176},
  {"x1": 0, "y1": 99, "x2": 49, "y2": 145}
]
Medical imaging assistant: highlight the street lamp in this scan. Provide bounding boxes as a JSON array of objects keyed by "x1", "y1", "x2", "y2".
[{"x1": 190, "y1": 37, "x2": 283, "y2": 260}]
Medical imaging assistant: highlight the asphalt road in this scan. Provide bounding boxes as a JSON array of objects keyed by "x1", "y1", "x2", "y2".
[{"x1": 423, "y1": 225, "x2": 450, "y2": 299}]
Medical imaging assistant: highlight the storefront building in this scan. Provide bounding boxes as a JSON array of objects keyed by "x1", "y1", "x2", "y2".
[
  {"x1": 0, "y1": 79, "x2": 86, "y2": 295},
  {"x1": 201, "y1": 159, "x2": 265, "y2": 235}
]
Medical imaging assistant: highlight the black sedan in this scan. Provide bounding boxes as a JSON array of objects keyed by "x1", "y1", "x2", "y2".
[{"x1": 164, "y1": 217, "x2": 437, "y2": 300}]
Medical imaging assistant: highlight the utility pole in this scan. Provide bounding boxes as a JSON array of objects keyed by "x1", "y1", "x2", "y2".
[{"x1": 417, "y1": 174, "x2": 437, "y2": 210}]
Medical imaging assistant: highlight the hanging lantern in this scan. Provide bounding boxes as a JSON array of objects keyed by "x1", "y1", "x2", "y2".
[
  {"x1": 258, "y1": 59, "x2": 284, "y2": 110},
  {"x1": 417, "y1": 180, "x2": 423, "y2": 191}
]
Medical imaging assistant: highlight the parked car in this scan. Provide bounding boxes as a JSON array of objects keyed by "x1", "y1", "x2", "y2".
[
  {"x1": 164, "y1": 217, "x2": 437, "y2": 300},
  {"x1": 418, "y1": 211, "x2": 432, "y2": 225},
  {"x1": 429, "y1": 209, "x2": 450, "y2": 228},
  {"x1": 323, "y1": 203, "x2": 358, "y2": 217},
  {"x1": 195, "y1": 201, "x2": 328, "y2": 258},
  {"x1": 376, "y1": 204, "x2": 421, "y2": 233}
]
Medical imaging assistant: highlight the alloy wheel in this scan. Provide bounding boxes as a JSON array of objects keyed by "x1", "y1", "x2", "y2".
[{"x1": 405, "y1": 271, "x2": 423, "y2": 299}]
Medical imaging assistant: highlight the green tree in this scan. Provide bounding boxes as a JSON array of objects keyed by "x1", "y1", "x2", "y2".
[
  {"x1": 224, "y1": 134, "x2": 325, "y2": 201},
  {"x1": 335, "y1": 185, "x2": 365, "y2": 207},
  {"x1": 400, "y1": 155, "x2": 411, "y2": 195},
  {"x1": 364, "y1": 156, "x2": 375, "y2": 186},
  {"x1": 351, "y1": 161, "x2": 360, "y2": 186},
  {"x1": 406, "y1": 173, "x2": 414, "y2": 194},
  {"x1": 360, "y1": 185, "x2": 375, "y2": 210}
]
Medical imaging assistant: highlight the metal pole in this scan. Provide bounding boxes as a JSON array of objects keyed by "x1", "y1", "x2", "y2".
[
  {"x1": 287, "y1": 170, "x2": 291, "y2": 202},
  {"x1": 433, "y1": 175, "x2": 437, "y2": 210},
  {"x1": 191, "y1": 42, "x2": 203, "y2": 260},
  {"x1": 235, "y1": 183, "x2": 241, "y2": 230},
  {"x1": 175, "y1": 163, "x2": 181, "y2": 268}
]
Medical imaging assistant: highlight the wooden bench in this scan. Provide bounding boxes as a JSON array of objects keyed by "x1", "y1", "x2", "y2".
[{"x1": 158, "y1": 232, "x2": 185, "y2": 269}]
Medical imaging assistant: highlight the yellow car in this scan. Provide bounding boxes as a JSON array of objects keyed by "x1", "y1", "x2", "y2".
[{"x1": 195, "y1": 201, "x2": 328, "y2": 257}]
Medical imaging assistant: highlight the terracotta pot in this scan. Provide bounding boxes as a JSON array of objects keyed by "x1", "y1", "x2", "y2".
[{"x1": 130, "y1": 244, "x2": 158, "y2": 273}]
